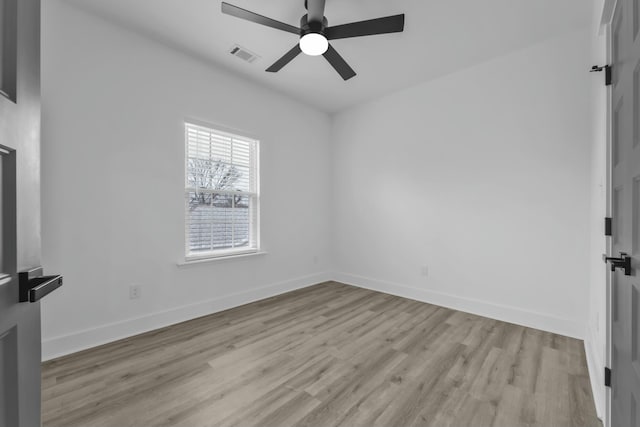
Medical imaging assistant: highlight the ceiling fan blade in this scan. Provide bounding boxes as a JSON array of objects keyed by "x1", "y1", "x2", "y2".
[
  {"x1": 221, "y1": 2, "x2": 300, "y2": 35},
  {"x1": 325, "y1": 14, "x2": 405, "y2": 40},
  {"x1": 323, "y1": 44, "x2": 356, "y2": 80},
  {"x1": 306, "y1": 0, "x2": 326, "y2": 23},
  {"x1": 266, "y1": 44, "x2": 302, "y2": 73}
]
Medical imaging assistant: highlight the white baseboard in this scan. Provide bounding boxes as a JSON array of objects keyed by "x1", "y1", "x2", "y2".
[
  {"x1": 333, "y1": 272, "x2": 585, "y2": 339},
  {"x1": 42, "y1": 272, "x2": 331, "y2": 361},
  {"x1": 584, "y1": 335, "x2": 605, "y2": 421},
  {"x1": 43, "y1": 271, "x2": 586, "y2": 361}
]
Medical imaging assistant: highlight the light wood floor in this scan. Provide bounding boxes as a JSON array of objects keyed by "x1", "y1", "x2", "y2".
[{"x1": 42, "y1": 282, "x2": 600, "y2": 427}]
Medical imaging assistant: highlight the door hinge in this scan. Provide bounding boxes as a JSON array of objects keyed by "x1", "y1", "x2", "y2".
[
  {"x1": 590, "y1": 65, "x2": 612, "y2": 86},
  {"x1": 605, "y1": 367, "x2": 612, "y2": 387},
  {"x1": 605, "y1": 217, "x2": 612, "y2": 236}
]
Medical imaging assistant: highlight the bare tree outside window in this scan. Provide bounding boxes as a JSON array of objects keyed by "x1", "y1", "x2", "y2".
[{"x1": 187, "y1": 158, "x2": 245, "y2": 209}]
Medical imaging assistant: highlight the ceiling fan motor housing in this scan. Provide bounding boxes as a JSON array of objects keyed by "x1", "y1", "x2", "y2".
[{"x1": 300, "y1": 15, "x2": 328, "y2": 37}]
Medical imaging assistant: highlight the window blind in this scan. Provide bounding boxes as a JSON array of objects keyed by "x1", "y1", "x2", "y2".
[{"x1": 185, "y1": 122, "x2": 259, "y2": 259}]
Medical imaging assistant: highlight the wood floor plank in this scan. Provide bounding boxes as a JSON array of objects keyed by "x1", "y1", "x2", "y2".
[{"x1": 42, "y1": 281, "x2": 601, "y2": 427}]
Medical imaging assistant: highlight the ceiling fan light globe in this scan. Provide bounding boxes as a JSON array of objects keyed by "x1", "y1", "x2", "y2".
[{"x1": 299, "y1": 33, "x2": 328, "y2": 56}]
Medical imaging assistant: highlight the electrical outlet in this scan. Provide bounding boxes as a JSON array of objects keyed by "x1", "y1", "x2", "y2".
[
  {"x1": 421, "y1": 265, "x2": 429, "y2": 277},
  {"x1": 129, "y1": 285, "x2": 141, "y2": 300}
]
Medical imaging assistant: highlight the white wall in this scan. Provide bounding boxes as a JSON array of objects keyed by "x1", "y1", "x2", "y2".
[
  {"x1": 40, "y1": 0, "x2": 332, "y2": 360},
  {"x1": 332, "y1": 28, "x2": 592, "y2": 339}
]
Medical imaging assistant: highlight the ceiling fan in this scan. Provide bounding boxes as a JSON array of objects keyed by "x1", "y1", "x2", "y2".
[{"x1": 221, "y1": 0, "x2": 405, "y2": 80}]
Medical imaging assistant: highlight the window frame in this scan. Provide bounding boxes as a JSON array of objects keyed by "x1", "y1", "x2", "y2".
[{"x1": 183, "y1": 120, "x2": 260, "y2": 261}]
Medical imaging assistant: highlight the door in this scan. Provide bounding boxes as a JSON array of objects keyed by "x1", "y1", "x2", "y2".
[
  {"x1": 0, "y1": 0, "x2": 42, "y2": 426},
  {"x1": 609, "y1": 0, "x2": 640, "y2": 426}
]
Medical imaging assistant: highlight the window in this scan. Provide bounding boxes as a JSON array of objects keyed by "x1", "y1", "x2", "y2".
[{"x1": 185, "y1": 122, "x2": 259, "y2": 260}]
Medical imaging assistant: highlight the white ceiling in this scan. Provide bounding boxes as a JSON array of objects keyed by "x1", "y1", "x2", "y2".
[{"x1": 60, "y1": 0, "x2": 591, "y2": 113}]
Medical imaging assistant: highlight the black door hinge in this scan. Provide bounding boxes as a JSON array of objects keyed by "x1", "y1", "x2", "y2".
[
  {"x1": 605, "y1": 367, "x2": 612, "y2": 387},
  {"x1": 591, "y1": 65, "x2": 612, "y2": 86},
  {"x1": 605, "y1": 217, "x2": 612, "y2": 236}
]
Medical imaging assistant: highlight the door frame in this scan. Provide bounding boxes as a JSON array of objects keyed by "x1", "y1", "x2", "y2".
[
  {"x1": 605, "y1": 18, "x2": 612, "y2": 424},
  {"x1": 599, "y1": 1, "x2": 616, "y2": 427}
]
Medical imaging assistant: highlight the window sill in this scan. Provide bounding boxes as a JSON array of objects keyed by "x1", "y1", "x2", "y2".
[{"x1": 177, "y1": 251, "x2": 267, "y2": 267}]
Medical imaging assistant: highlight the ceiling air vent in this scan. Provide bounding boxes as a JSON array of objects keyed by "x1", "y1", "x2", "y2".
[{"x1": 229, "y1": 45, "x2": 259, "y2": 63}]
